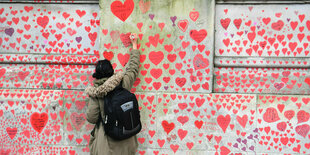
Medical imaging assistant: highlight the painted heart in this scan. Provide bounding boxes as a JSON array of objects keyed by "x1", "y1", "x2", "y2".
[
  {"x1": 6, "y1": 127, "x2": 17, "y2": 140},
  {"x1": 297, "y1": 110, "x2": 310, "y2": 124},
  {"x1": 76, "y1": 9, "x2": 86, "y2": 17},
  {"x1": 177, "y1": 116, "x2": 189, "y2": 125},
  {"x1": 150, "y1": 68, "x2": 162, "y2": 79},
  {"x1": 162, "y1": 120, "x2": 175, "y2": 135},
  {"x1": 149, "y1": 51, "x2": 164, "y2": 65},
  {"x1": 263, "y1": 107, "x2": 280, "y2": 123},
  {"x1": 295, "y1": 124, "x2": 310, "y2": 138},
  {"x1": 110, "y1": 0, "x2": 134, "y2": 22},
  {"x1": 233, "y1": 18, "x2": 242, "y2": 29},
  {"x1": 271, "y1": 20, "x2": 284, "y2": 31},
  {"x1": 284, "y1": 110, "x2": 295, "y2": 120},
  {"x1": 220, "y1": 146, "x2": 231, "y2": 155},
  {"x1": 276, "y1": 122, "x2": 287, "y2": 131},
  {"x1": 148, "y1": 34, "x2": 160, "y2": 47},
  {"x1": 305, "y1": 77, "x2": 310, "y2": 87},
  {"x1": 117, "y1": 53, "x2": 130, "y2": 67},
  {"x1": 18, "y1": 71, "x2": 30, "y2": 81},
  {"x1": 30, "y1": 112, "x2": 48, "y2": 133},
  {"x1": 193, "y1": 54, "x2": 209, "y2": 70},
  {"x1": 0, "y1": 68, "x2": 6, "y2": 78},
  {"x1": 37, "y1": 16, "x2": 49, "y2": 29},
  {"x1": 189, "y1": 10, "x2": 199, "y2": 22},
  {"x1": 138, "y1": 0, "x2": 150, "y2": 14},
  {"x1": 175, "y1": 77, "x2": 186, "y2": 87},
  {"x1": 70, "y1": 112, "x2": 86, "y2": 131},
  {"x1": 103, "y1": 51, "x2": 114, "y2": 60},
  {"x1": 75, "y1": 101, "x2": 86, "y2": 110},
  {"x1": 217, "y1": 114, "x2": 231, "y2": 133},
  {"x1": 236, "y1": 115, "x2": 248, "y2": 128},
  {"x1": 194, "y1": 120, "x2": 203, "y2": 129},
  {"x1": 190, "y1": 29, "x2": 207, "y2": 43},
  {"x1": 177, "y1": 129, "x2": 188, "y2": 140},
  {"x1": 178, "y1": 19, "x2": 189, "y2": 32},
  {"x1": 5, "y1": 28, "x2": 14, "y2": 37},
  {"x1": 110, "y1": 30, "x2": 120, "y2": 42},
  {"x1": 120, "y1": 32, "x2": 131, "y2": 47},
  {"x1": 88, "y1": 32, "x2": 97, "y2": 42},
  {"x1": 220, "y1": 18, "x2": 231, "y2": 30},
  {"x1": 274, "y1": 82, "x2": 284, "y2": 90}
]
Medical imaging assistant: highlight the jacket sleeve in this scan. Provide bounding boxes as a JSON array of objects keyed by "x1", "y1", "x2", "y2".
[
  {"x1": 122, "y1": 49, "x2": 140, "y2": 91},
  {"x1": 86, "y1": 97, "x2": 100, "y2": 124}
]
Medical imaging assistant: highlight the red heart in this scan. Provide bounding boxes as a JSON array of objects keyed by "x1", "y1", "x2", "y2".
[
  {"x1": 277, "y1": 122, "x2": 287, "y2": 131},
  {"x1": 297, "y1": 110, "x2": 310, "y2": 124},
  {"x1": 280, "y1": 137, "x2": 289, "y2": 145},
  {"x1": 110, "y1": 0, "x2": 134, "y2": 22},
  {"x1": 70, "y1": 112, "x2": 86, "y2": 131},
  {"x1": 88, "y1": 32, "x2": 97, "y2": 42},
  {"x1": 220, "y1": 146, "x2": 231, "y2": 155},
  {"x1": 120, "y1": 32, "x2": 131, "y2": 47},
  {"x1": 117, "y1": 53, "x2": 130, "y2": 67},
  {"x1": 305, "y1": 77, "x2": 310, "y2": 87},
  {"x1": 194, "y1": 120, "x2": 203, "y2": 129},
  {"x1": 110, "y1": 30, "x2": 120, "y2": 42},
  {"x1": 217, "y1": 115, "x2": 231, "y2": 133},
  {"x1": 138, "y1": 0, "x2": 150, "y2": 14},
  {"x1": 76, "y1": 9, "x2": 86, "y2": 18},
  {"x1": 271, "y1": 20, "x2": 284, "y2": 31},
  {"x1": 37, "y1": 16, "x2": 49, "y2": 29},
  {"x1": 193, "y1": 54, "x2": 209, "y2": 70},
  {"x1": 177, "y1": 129, "x2": 188, "y2": 140},
  {"x1": 262, "y1": 17, "x2": 271, "y2": 25},
  {"x1": 150, "y1": 68, "x2": 162, "y2": 79},
  {"x1": 220, "y1": 18, "x2": 231, "y2": 30},
  {"x1": 149, "y1": 51, "x2": 164, "y2": 65},
  {"x1": 247, "y1": 31, "x2": 256, "y2": 43},
  {"x1": 177, "y1": 19, "x2": 189, "y2": 32},
  {"x1": 236, "y1": 115, "x2": 248, "y2": 128},
  {"x1": 189, "y1": 10, "x2": 199, "y2": 22},
  {"x1": 233, "y1": 18, "x2": 242, "y2": 29},
  {"x1": 30, "y1": 112, "x2": 48, "y2": 133},
  {"x1": 24, "y1": 6, "x2": 33, "y2": 12},
  {"x1": 6, "y1": 127, "x2": 17, "y2": 139},
  {"x1": 103, "y1": 51, "x2": 114, "y2": 60},
  {"x1": 170, "y1": 144, "x2": 179, "y2": 153},
  {"x1": 75, "y1": 101, "x2": 86, "y2": 110},
  {"x1": 177, "y1": 116, "x2": 189, "y2": 125},
  {"x1": 0, "y1": 68, "x2": 6, "y2": 78},
  {"x1": 284, "y1": 110, "x2": 295, "y2": 120},
  {"x1": 190, "y1": 29, "x2": 207, "y2": 43},
  {"x1": 175, "y1": 77, "x2": 186, "y2": 87},
  {"x1": 295, "y1": 124, "x2": 310, "y2": 138},
  {"x1": 161, "y1": 120, "x2": 175, "y2": 135},
  {"x1": 263, "y1": 107, "x2": 280, "y2": 123}
]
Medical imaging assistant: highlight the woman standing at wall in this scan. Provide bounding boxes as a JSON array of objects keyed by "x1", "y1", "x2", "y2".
[{"x1": 85, "y1": 33, "x2": 140, "y2": 155}]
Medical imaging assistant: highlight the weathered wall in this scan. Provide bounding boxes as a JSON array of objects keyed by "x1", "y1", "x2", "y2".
[
  {"x1": 0, "y1": 0, "x2": 309, "y2": 155},
  {"x1": 0, "y1": 3, "x2": 99, "y2": 154}
]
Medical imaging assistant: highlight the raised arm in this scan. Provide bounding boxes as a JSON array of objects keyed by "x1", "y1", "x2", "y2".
[{"x1": 122, "y1": 33, "x2": 140, "y2": 91}]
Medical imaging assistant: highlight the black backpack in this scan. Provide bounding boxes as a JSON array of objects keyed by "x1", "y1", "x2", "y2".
[{"x1": 102, "y1": 84, "x2": 142, "y2": 140}]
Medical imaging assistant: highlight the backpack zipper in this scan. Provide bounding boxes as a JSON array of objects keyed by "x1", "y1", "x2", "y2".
[{"x1": 104, "y1": 115, "x2": 108, "y2": 124}]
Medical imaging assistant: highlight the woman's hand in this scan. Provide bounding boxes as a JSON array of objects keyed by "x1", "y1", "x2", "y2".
[{"x1": 130, "y1": 33, "x2": 138, "y2": 49}]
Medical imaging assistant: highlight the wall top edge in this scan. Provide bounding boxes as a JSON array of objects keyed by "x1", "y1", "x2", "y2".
[
  {"x1": 216, "y1": 0, "x2": 309, "y2": 4},
  {"x1": 0, "y1": 0, "x2": 98, "y2": 4}
]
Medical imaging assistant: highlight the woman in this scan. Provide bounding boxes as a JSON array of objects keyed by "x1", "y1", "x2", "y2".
[{"x1": 85, "y1": 33, "x2": 140, "y2": 155}]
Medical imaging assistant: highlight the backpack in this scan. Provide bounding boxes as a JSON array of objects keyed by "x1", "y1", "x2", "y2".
[{"x1": 102, "y1": 84, "x2": 142, "y2": 140}]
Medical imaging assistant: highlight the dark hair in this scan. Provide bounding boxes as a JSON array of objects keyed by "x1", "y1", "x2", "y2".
[{"x1": 92, "y1": 60, "x2": 114, "y2": 79}]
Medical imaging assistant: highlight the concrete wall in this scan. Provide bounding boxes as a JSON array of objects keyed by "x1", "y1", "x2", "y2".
[{"x1": 0, "y1": 0, "x2": 309, "y2": 155}]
